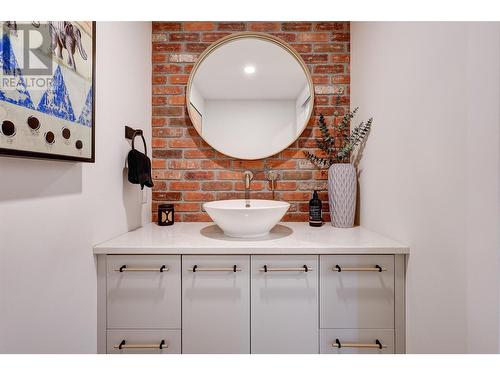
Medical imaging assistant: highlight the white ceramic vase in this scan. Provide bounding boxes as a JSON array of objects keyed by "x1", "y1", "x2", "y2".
[{"x1": 327, "y1": 163, "x2": 357, "y2": 228}]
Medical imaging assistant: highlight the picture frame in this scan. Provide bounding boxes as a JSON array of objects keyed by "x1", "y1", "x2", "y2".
[{"x1": 0, "y1": 21, "x2": 96, "y2": 162}]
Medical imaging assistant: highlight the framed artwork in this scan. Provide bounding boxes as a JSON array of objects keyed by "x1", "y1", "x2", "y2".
[{"x1": 0, "y1": 21, "x2": 95, "y2": 162}]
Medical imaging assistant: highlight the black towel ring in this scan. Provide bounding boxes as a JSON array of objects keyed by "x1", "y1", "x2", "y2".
[{"x1": 131, "y1": 130, "x2": 148, "y2": 156}]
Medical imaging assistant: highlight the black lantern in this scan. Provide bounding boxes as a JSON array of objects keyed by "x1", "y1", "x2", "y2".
[{"x1": 158, "y1": 204, "x2": 174, "y2": 226}]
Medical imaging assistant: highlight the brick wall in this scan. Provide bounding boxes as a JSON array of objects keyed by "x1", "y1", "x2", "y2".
[{"x1": 152, "y1": 21, "x2": 350, "y2": 222}]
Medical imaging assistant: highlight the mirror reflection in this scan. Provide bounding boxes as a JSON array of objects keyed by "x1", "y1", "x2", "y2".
[{"x1": 188, "y1": 34, "x2": 313, "y2": 160}]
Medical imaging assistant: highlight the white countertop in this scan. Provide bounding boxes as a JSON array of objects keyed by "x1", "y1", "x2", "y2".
[{"x1": 93, "y1": 222, "x2": 409, "y2": 255}]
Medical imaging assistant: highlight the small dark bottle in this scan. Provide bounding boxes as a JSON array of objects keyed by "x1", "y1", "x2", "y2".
[
  {"x1": 309, "y1": 190, "x2": 323, "y2": 227},
  {"x1": 158, "y1": 204, "x2": 174, "y2": 226}
]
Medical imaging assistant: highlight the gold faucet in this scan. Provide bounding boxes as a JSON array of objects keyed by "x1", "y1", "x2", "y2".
[{"x1": 243, "y1": 171, "x2": 253, "y2": 207}]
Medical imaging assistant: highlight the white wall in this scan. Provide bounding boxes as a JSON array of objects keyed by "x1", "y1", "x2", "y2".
[
  {"x1": 351, "y1": 22, "x2": 500, "y2": 353},
  {"x1": 0, "y1": 22, "x2": 152, "y2": 353}
]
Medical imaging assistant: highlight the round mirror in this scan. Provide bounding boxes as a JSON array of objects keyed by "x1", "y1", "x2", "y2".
[{"x1": 187, "y1": 33, "x2": 314, "y2": 160}]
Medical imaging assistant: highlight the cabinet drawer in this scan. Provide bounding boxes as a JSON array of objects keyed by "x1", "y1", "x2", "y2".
[
  {"x1": 251, "y1": 255, "x2": 318, "y2": 354},
  {"x1": 320, "y1": 329, "x2": 394, "y2": 354},
  {"x1": 107, "y1": 329, "x2": 181, "y2": 354},
  {"x1": 320, "y1": 255, "x2": 394, "y2": 329},
  {"x1": 182, "y1": 255, "x2": 250, "y2": 354},
  {"x1": 106, "y1": 255, "x2": 181, "y2": 329}
]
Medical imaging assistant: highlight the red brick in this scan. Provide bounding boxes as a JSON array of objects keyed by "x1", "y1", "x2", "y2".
[
  {"x1": 218, "y1": 22, "x2": 246, "y2": 31},
  {"x1": 201, "y1": 32, "x2": 231, "y2": 43},
  {"x1": 292, "y1": 44, "x2": 312, "y2": 53},
  {"x1": 169, "y1": 160, "x2": 200, "y2": 169},
  {"x1": 201, "y1": 181, "x2": 233, "y2": 191},
  {"x1": 331, "y1": 75, "x2": 350, "y2": 84},
  {"x1": 270, "y1": 33, "x2": 296, "y2": 42},
  {"x1": 301, "y1": 54, "x2": 328, "y2": 64},
  {"x1": 170, "y1": 181, "x2": 200, "y2": 190},
  {"x1": 184, "y1": 149, "x2": 215, "y2": 159},
  {"x1": 169, "y1": 33, "x2": 200, "y2": 42},
  {"x1": 313, "y1": 44, "x2": 345, "y2": 53},
  {"x1": 152, "y1": 159, "x2": 166, "y2": 169},
  {"x1": 153, "y1": 170, "x2": 182, "y2": 180},
  {"x1": 281, "y1": 192, "x2": 311, "y2": 201},
  {"x1": 153, "y1": 64, "x2": 182, "y2": 74},
  {"x1": 314, "y1": 22, "x2": 346, "y2": 31},
  {"x1": 152, "y1": 150, "x2": 183, "y2": 159},
  {"x1": 201, "y1": 160, "x2": 231, "y2": 169},
  {"x1": 184, "y1": 192, "x2": 215, "y2": 201},
  {"x1": 283, "y1": 171, "x2": 313, "y2": 180},
  {"x1": 282, "y1": 213, "x2": 309, "y2": 222},
  {"x1": 282, "y1": 22, "x2": 312, "y2": 31},
  {"x1": 152, "y1": 43, "x2": 181, "y2": 52},
  {"x1": 184, "y1": 171, "x2": 214, "y2": 180},
  {"x1": 184, "y1": 22, "x2": 216, "y2": 31},
  {"x1": 266, "y1": 160, "x2": 297, "y2": 169},
  {"x1": 249, "y1": 22, "x2": 280, "y2": 31},
  {"x1": 272, "y1": 181, "x2": 298, "y2": 190},
  {"x1": 281, "y1": 149, "x2": 306, "y2": 159},
  {"x1": 152, "y1": 54, "x2": 167, "y2": 63},
  {"x1": 153, "y1": 128, "x2": 182, "y2": 139},
  {"x1": 152, "y1": 86, "x2": 183, "y2": 95},
  {"x1": 152, "y1": 75, "x2": 168, "y2": 85},
  {"x1": 216, "y1": 192, "x2": 245, "y2": 200},
  {"x1": 182, "y1": 212, "x2": 212, "y2": 222},
  {"x1": 152, "y1": 96, "x2": 167, "y2": 106},
  {"x1": 153, "y1": 22, "x2": 182, "y2": 32},
  {"x1": 151, "y1": 117, "x2": 167, "y2": 127},
  {"x1": 218, "y1": 170, "x2": 244, "y2": 180},
  {"x1": 312, "y1": 75, "x2": 330, "y2": 84},
  {"x1": 331, "y1": 32, "x2": 350, "y2": 42},
  {"x1": 169, "y1": 139, "x2": 200, "y2": 148},
  {"x1": 153, "y1": 192, "x2": 182, "y2": 201},
  {"x1": 153, "y1": 107, "x2": 183, "y2": 117},
  {"x1": 330, "y1": 54, "x2": 350, "y2": 63},
  {"x1": 297, "y1": 33, "x2": 329, "y2": 42},
  {"x1": 152, "y1": 138, "x2": 167, "y2": 148},
  {"x1": 313, "y1": 170, "x2": 328, "y2": 180},
  {"x1": 313, "y1": 65, "x2": 344, "y2": 74},
  {"x1": 175, "y1": 203, "x2": 200, "y2": 212},
  {"x1": 185, "y1": 43, "x2": 210, "y2": 52},
  {"x1": 168, "y1": 75, "x2": 189, "y2": 85},
  {"x1": 234, "y1": 181, "x2": 266, "y2": 191},
  {"x1": 168, "y1": 96, "x2": 186, "y2": 105},
  {"x1": 232, "y1": 160, "x2": 265, "y2": 170}
]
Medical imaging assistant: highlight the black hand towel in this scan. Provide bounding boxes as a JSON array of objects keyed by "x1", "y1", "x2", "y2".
[{"x1": 127, "y1": 132, "x2": 154, "y2": 190}]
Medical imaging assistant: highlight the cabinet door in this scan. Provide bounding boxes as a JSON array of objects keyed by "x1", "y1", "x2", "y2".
[
  {"x1": 251, "y1": 255, "x2": 319, "y2": 354},
  {"x1": 107, "y1": 255, "x2": 181, "y2": 329},
  {"x1": 320, "y1": 329, "x2": 394, "y2": 354},
  {"x1": 182, "y1": 255, "x2": 250, "y2": 354},
  {"x1": 320, "y1": 255, "x2": 394, "y2": 329},
  {"x1": 107, "y1": 329, "x2": 181, "y2": 354}
]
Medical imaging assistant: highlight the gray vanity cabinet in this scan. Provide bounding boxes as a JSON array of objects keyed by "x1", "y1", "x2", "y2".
[
  {"x1": 320, "y1": 255, "x2": 395, "y2": 329},
  {"x1": 251, "y1": 255, "x2": 319, "y2": 354},
  {"x1": 106, "y1": 255, "x2": 181, "y2": 329},
  {"x1": 182, "y1": 255, "x2": 251, "y2": 354}
]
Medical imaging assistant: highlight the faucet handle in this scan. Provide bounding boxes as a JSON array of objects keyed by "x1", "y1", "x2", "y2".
[{"x1": 243, "y1": 170, "x2": 254, "y2": 180}]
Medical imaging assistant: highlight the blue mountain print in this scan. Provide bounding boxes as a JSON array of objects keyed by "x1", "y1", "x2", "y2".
[
  {"x1": 0, "y1": 34, "x2": 34, "y2": 108},
  {"x1": 37, "y1": 65, "x2": 76, "y2": 122},
  {"x1": 78, "y1": 87, "x2": 92, "y2": 127}
]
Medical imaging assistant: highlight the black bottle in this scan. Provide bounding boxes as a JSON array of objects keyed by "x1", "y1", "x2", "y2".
[{"x1": 309, "y1": 190, "x2": 323, "y2": 227}]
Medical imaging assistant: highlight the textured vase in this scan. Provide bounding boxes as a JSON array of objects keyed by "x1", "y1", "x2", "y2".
[{"x1": 328, "y1": 163, "x2": 357, "y2": 228}]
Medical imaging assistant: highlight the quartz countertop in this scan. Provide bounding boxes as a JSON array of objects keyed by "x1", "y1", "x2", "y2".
[{"x1": 93, "y1": 222, "x2": 409, "y2": 255}]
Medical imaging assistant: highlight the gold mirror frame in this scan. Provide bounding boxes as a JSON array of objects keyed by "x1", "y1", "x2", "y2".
[{"x1": 186, "y1": 32, "x2": 315, "y2": 160}]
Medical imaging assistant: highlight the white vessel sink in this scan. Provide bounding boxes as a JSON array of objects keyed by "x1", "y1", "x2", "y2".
[{"x1": 203, "y1": 199, "x2": 290, "y2": 238}]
